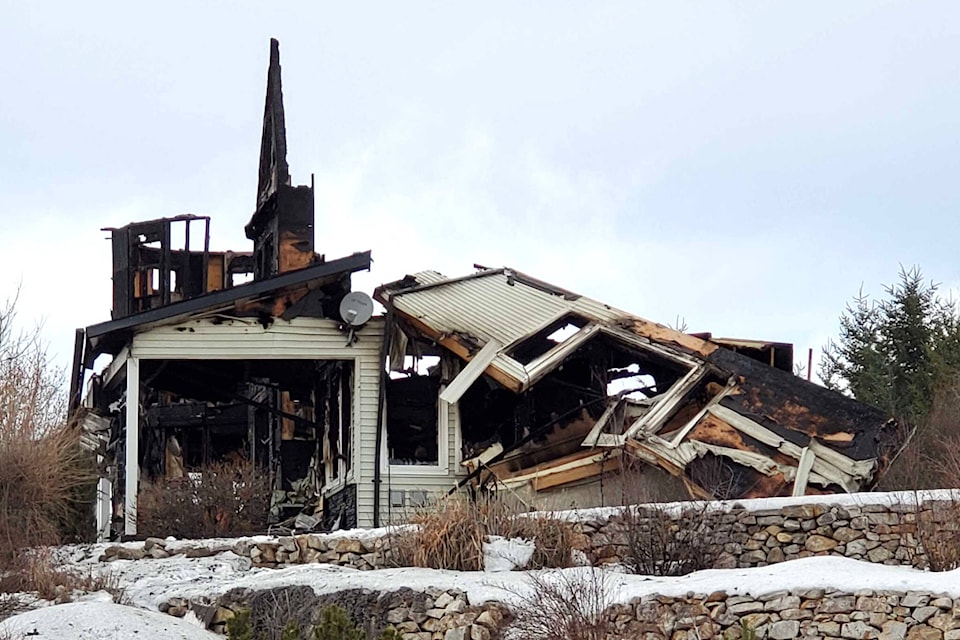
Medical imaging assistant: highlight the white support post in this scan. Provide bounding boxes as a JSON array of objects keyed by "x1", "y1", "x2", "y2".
[
  {"x1": 124, "y1": 357, "x2": 140, "y2": 536},
  {"x1": 96, "y1": 457, "x2": 113, "y2": 541}
]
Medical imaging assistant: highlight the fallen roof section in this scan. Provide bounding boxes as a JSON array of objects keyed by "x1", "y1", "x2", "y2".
[{"x1": 375, "y1": 267, "x2": 911, "y2": 501}]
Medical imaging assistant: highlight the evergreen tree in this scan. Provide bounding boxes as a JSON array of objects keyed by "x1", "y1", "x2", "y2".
[{"x1": 820, "y1": 266, "x2": 960, "y2": 428}]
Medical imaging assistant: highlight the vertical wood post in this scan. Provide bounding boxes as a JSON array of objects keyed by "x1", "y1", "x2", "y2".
[{"x1": 124, "y1": 357, "x2": 140, "y2": 536}]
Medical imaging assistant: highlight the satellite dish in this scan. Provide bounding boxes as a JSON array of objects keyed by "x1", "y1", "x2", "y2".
[{"x1": 339, "y1": 291, "x2": 374, "y2": 327}]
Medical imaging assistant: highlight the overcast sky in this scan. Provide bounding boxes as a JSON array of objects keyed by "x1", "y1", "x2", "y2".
[{"x1": 2, "y1": 2, "x2": 959, "y2": 379}]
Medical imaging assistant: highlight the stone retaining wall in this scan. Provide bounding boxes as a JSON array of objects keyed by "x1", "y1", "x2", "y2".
[
  {"x1": 103, "y1": 492, "x2": 955, "y2": 573},
  {"x1": 161, "y1": 584, "x2": 960, "y2": 640},
  {"x1": 576, "y1": 498, "x2": 934, "y2": 570},
  {"x1": 599, "y1": 588, "x2": 960, "y2": 640},
  {"x1": 161, "y1": 586, "x2": 511, "y2": 640}
]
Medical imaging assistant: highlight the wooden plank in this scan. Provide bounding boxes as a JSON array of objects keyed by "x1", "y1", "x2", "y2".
[
  {"x1": 206, "y1": 254, "x2": 225, "y2": 292},
  {"x1": 439, "y1": 339, "x2": 503, "y2": 403},
  {"x1": 532, "y1": 457, "x2": 622, "y2": 491},
  {"x1": 281, "y1": 391, "x2": 296, "y2": 440}
]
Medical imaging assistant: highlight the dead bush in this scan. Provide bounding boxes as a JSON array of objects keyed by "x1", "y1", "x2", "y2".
[
  {"x1": 387, "y1": 493, "x2": 575, "y2": 571},
  {"x1": 505, "y1": 568, "x2": 614, "y2": 640},
  {"x1": 137, "y1": 458, "x2": 271, "y2": 539},
  {"x1": 912, "y1": 493, "x2": 960, "y2": 572},
  {"x1": 619, "y1": 501, "x2": 715, "y2": 576}
]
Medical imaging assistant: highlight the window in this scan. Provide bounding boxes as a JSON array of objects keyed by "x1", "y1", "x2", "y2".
[{"x1": 385, "y1": 355, "x2": 441, "y2": 466}]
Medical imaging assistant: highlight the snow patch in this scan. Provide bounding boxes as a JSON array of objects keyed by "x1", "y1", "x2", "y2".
[
  {"x1": 0, "y1": 601, "x2": 220, "y2": 640},
  {"x1": 483, "y1": 537, "x2": 535, "y2": 572}
]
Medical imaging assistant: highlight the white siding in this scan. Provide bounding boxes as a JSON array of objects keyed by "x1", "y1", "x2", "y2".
[{"x1": 375, "y1": 399, "x2": 469, "y2": 526}]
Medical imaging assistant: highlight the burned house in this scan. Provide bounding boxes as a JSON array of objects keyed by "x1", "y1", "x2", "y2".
[{"x1": 72, "y1": 40, "x2": 910, "y2": 541}]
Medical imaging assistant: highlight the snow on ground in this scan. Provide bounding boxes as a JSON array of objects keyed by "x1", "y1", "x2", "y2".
[
  {"x1": 0, "y1": 601, "x2": 219, "y2": 640},
  {"x1": 65, "y1": 551, "x2": 960, "y2": 615},
  {"x1": 14, "y1": 505, "x2": 960, "y2": 640}
]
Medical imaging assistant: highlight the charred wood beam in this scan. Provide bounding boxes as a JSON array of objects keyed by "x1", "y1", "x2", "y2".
[{"x1": 447, "y1": 394, "x2": 611, "y2": 495}]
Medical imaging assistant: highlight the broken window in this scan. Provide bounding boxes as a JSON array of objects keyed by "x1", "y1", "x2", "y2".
[
  {"x1": 134, "y1": 357, "x2": 357, "y2": 522},
  {"x1": 460, "y1": 331, "x2": 714, "y2": 482},
  {"x1": 321, "y1": 361, "x2": 354, "y2": 483},
  {"x1": 385, "y1": 354, "x2": 442, "y2": 466},
  {"x1": 508, "y1": 314, "x2": 589, "y2": 364}
]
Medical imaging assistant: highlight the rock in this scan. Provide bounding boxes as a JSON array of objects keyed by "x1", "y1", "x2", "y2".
[
  {"x1": 769, "y1": 620, "x2": 800, "y2": 639},
  {"x1": 880, "y1": 621, "x2": 908, "y2": 640},
  {"x1": 475, "y1": 609, "x2": 503, "y2": 628},
  {"x1": 818, "y1": 596, "x2": 856, "y2": 614},
  {"x1": 387, "y1": 608, "x2": 409, "y2": 624},
  {"x1": 445, "y1": 599, "x2": 467, "y2": 615},
  {"x1": 764, "y1": 595, "x2": 800, "y2": 612},
  {"x1": 728, "y1": 601, "x2": 764, "y2": 615},
  {"x1": 470, "y1": 625, "x2": 491, "y2": 640},
  {"x1": 434, "y1": 592, "x2": 454, "y2": 609},
  {"x1": 212, "y1": 607, "x2": 235, "y2": 625},
  {"x1": 858, "y1": 596, "x2": 892, "y2": 613},
  {"x1": 906, "y1": 626, "x2": 943, "y2": 640},
  {"x1": 116, "y1": 547, "x2": 145, "y2": 561},
  {"x1": 915, "y1": 606, "x2": 940, "y2": 623},
  {"x1": 143, "y1": 537, "x2": 166, "y2": 551},
  {"x1": 841, "y1": 621, "x2": 879, "y2": 639},
  {"x1": 834, "y1": 527, "x2": 864, "y2": 543},
  {"x1": 868, "y1": 547, "x2": 893, "y2": 563},
  {"x1": 307, "y1": 535, "x2": 328, "y2": 551},
  {"x1": 444, "y1": 628, "x2": 468, "y2": 640},
  {"x1": 805, "y1": 534, "x2": 838, "y2": 553},
  {"x1": 335, "y1": 538, "x2": 365, "y2": 554}
]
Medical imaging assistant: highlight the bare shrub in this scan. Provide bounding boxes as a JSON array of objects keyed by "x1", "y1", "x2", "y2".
[
  {"x1": 138, "y1": 457, "x2": 271, "y2": 539},
  {"x1": 614, "y1": 457, "x2": 715, "y2": 576},
  {"x1": 506, "y1": 568, "x2": 614, "y2": 640},
  {"x1": 242, "y1": 586, "x2": 318, "y2": 640},
  {"x1": 912, "y1": 493, "x2": 960, "y2": 572},
  {"x1": 619, "y1": 501, "x2": 714, "y2": 576},
  {"x1": 387, "y1": 493, "x2": 576, "y2": 571}
]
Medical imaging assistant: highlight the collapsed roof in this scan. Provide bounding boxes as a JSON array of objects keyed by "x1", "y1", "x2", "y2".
[{"x1": 375, "y1": 267, "x2": 911, "y2": 500}]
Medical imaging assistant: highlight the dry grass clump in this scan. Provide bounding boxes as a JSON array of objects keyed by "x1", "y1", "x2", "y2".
[
  {"x1": 137, "y1": 458, "x2": 271, "y2": 539},
  {"x1": 0, "y1": 294, "x2": 96, "y2": 581},
  {"x1": 388, "y1": 493, "x2": 577, "y2": 571},
  {"x1": 0, "y1": 426, "x2": 95, "y2": 566},
  {"x1": 0, "y1": 549, "x2": 123, "y2": 604}
]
